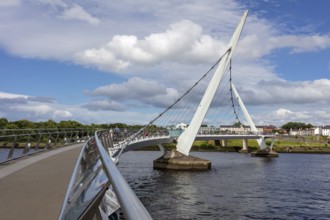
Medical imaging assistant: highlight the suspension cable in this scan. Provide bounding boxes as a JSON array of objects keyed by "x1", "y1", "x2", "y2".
[{"x1": 130, "y1": 48, "x2": 233, "y2": 138}]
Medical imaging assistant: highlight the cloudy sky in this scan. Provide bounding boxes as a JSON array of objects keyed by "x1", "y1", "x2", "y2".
[{"x1": 1, "y1": 0, "x2": 330, "y2": 127}]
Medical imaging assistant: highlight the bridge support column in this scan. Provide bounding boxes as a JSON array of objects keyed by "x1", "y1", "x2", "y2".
[
  {"x1": 153, "y1": 150, "x2": 211, "y2": 170},
  {"x1": 221, "y1": 140, "x2": 227, "y2": 147},
  {"x1": 251, "y1": 137, "x2": 279, "y2": 157},
  {"x1": 239, "y1": 139, "x2": 249, "y2": 153},
  {"x1": 251, "y1": 148, "x2": 279, "y2": 157}
]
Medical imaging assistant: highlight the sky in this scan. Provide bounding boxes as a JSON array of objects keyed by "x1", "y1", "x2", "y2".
[{"x1": 0, "y1": 0, "x2": 330, "y2": 127}]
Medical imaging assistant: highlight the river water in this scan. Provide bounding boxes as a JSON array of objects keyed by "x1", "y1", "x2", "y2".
[{"x1": 118, "y1": 151, "x2": 330, "y2": 219}]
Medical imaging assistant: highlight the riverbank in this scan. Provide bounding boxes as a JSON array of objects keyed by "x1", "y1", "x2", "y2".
[{"x1": 137, "y1": 139, "x2": 330, "y2": 154}]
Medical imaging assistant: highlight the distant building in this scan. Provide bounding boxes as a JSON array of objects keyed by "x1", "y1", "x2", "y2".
[
  {"x1": 314, "y1": 125, "x2": 330, "y2": 136},
  {"x1": 218, "y1": 125, "x2": 264, "y2": 134},
  {"x1": 197, "y1": 124, "x2": 278, "y2": 135},
  {"x1": 260, "y1": 125, "x2": 277, "y2": 134},
  {"x1": 289, "y1": 128, "x2": 314, "y2": 136}
]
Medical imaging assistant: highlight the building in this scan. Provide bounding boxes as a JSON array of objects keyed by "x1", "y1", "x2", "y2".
[
  {"x1": 218, "y1": 125, "x2": 264, "y2": 134},
  {"x1": 289, "y1": 128, "x2": 314, "y2": 136},
  {"x1": 314, "y1": 125, "x2": 330, "y2": 136},
  {"x1": 198, "y1": 125, "x2": 277, "y2": 135}
]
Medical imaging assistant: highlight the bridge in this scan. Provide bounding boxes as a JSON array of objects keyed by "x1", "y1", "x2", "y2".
[{"x1": 0, "y1": 10, "x2": 278, "y2": 219}]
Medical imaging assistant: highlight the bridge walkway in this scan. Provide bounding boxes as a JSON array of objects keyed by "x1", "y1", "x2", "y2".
[{"x1": 0, "y1": 144, "x2": 83, "y2": 220}]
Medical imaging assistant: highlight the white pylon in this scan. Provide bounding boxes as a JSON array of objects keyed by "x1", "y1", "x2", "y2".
[
  {"x1": 176, "y1": 10, "x2": 249, "y2": 156},
  {"x1": 231, "y1": 82, "x2": 267, "y2": 150}
]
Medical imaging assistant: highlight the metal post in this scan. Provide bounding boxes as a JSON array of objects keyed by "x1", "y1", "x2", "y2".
[
  {"x1": 54, "y1": 131, "x2": 60, "y2": 147},
  {"x1": 7, "y1": 135, "x2": 17, "y2": 160}
]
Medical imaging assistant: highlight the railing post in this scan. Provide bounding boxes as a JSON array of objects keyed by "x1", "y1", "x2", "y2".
[
  {"x1": 7, "y1": 135, "x2": 17, "y2": 160},
  {"x1": 23, "y1": 135, "x2": 31, "y2": 155},
  {"x1": 36, "y1": 133, "x2": 41, "y2": 151},
  {"x1": 54, "y1": 130, "x2": 60, "y2": 147}
]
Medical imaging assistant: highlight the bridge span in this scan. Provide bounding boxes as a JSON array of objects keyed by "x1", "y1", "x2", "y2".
[{"x1": 121, "y1": 133, "x2": 274, "y2": 153}]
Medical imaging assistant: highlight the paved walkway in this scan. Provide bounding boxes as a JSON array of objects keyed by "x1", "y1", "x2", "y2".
[{"x1": 0, "y1": 144, "x2": 83, "y2": 220}]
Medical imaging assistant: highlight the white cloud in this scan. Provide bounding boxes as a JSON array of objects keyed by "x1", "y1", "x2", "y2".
[
  {"x1": 0, "y1": 0, "x2": 20, "y2": 7},
  {"x1": 36, "y1": 0, "x2": 67, "y2": 7},
  {"x1": 59, "y1": 4, "x2": 100, "y2": 25},
  {"x1": 0, "y1": 91, "x2": 28, "y2": 99},
  {"x1": 274, "y1": 108, "x2": 310, "y2": 120},
  {"x1": 255, "y1": 108, "x2": 330, "y2": 126},
  {"x1": 238, "y1": 78, "x2": 330, "y2": 105},
  {"x1": 75, "y1": 19, "x2": 223, "y2": 71},
  {"x1": 0, "y1": 91, "x2": 73, "y2": 121},
  {"x1": 92, "y1": 77, "x2": 179, "y2": 108},
  {"x1": 237, "y1": 33, "x2": 330, "y2": 61},
  {"x1": 81, "y1": 99, "x2": 125, "y2": 111},
  {"x1": 75, "y1": 48, "x2": 130, "y2": 71},
  {"x1": 270, "y1": 34, "x2": 330, "y2": 53}
]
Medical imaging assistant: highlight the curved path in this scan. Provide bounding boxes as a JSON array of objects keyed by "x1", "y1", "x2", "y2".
[{"x1": 0, "y1": 144, "x2": 83, "y2": 220}]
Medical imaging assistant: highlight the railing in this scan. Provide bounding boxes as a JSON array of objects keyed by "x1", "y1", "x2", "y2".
[
  {"x1": 58, "y1": 129, "x2": 152, "y2": 220},
  {"x1": 0, "y1": 128, "x2": 93, "y2": 164}
]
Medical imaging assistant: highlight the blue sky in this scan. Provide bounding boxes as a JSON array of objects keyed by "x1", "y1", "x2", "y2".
[{"x1": 0, "y1": 0, "x2": 330, "y2": 126}]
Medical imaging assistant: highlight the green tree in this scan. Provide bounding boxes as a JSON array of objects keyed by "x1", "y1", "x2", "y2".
[
  {"x1": 14, "y1": 119, "x2": 35, "y2": 129},
  {"x1": 44, "y1": 119, "x2": 58, "y2": 128},
  {"x1": 58, "y1": 120, "x2": 83, "y2": 128},
  {"x1": 281, "y1": 122, "x2": 313, "y2": 133},
  {"x1": 0, "y1": 118, "x2": 8, "y2": 128},
  {"x1": 233, "y1": 121, "x2": 242, "y2": 127},
  {"x1": 4, "y1": 123, "x2": 18, "y2": 129}
]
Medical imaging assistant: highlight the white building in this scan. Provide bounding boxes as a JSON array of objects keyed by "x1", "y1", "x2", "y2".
[
  {"x1": 219, "y1": 125, "x2": 263, "y2": 134},
  {"x1": 315, "y1": 125, "x2": 330, "y2": 136}
]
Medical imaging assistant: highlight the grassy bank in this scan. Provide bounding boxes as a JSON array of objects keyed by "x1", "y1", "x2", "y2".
[
  {"x1": 2, "y1": 136, "x2": 330, "y2": 154},
  {"x1": 137, "y1": 137, "x2": 330, "y2": 154}
]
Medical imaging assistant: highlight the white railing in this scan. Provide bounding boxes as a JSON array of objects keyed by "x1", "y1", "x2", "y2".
[{"x1": 58, "y1": 129, "x2": 152, "y2": 220}]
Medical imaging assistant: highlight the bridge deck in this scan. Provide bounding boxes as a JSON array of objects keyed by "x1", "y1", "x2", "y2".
[{"x1": 0, "y1": 144, "x2": 83, "y2": 220}]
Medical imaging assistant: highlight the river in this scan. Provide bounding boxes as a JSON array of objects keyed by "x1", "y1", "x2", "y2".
[{"x1": 118, "y1": 151, "x2": 330, "y2": 219}]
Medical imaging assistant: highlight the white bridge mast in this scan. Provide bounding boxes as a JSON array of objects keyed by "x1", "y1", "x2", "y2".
[
  {"x1": 231, "y1": 82, "x2": 267, "y2": 149},
  {"x1": 176, "y1": 10, "x2": 249, "y2": 155}
]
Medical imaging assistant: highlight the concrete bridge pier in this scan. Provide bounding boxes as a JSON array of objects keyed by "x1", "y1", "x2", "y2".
[
  {"x1": 251, "y1": 138, "x2": 279, "y2": 157},
  {"x1": 251, "y1": 148, "x2": 279, "y2": 157},
  {"x1": 221, "y1": 139, "x2": 227, "y2": 147},
  {"x1": 153, "y1": 150, "x2": 211, "y2": 170},
  {"x1": 239, "y1": 139, "x2": 249, "y2": 153}
]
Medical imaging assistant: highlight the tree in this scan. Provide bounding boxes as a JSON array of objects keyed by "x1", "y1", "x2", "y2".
[
  {"x1": 4, "y1": 123, "x2": 18, "y2": 129},
  {"x1": 14, "y1": 119, "x2": 35, "y2": 129},
  {"x1": 44, "y1": 119, "x2": 58, "y2": 128},
  {"x1": 0, "y1": 118, "x2": 8, "y2": 128},
  {"x1": 58, "y1": 120, "x2": 83, "y2": 128},
  {"x1": 281, "y1": 122, "x2": 313, "y2": 133},
  {"x1": 233, "y1": 121, "x2": 242, "y2": 127}
]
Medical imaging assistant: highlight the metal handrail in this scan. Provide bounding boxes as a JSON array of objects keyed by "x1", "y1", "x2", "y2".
[
  {"x1": 95, "y1": 130, "x2": 152, "y2": 220},
  {"x1": 58, "y1": 129, "x2": 152, "y2": 220},
  {"x1": 0, "y1": 128, "x2": 93, "y2": 164}
]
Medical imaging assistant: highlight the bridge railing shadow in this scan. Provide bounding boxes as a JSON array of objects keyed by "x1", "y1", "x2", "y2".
[{"x1": 58, "y1": 129, "x2": 152, "y2": 220}]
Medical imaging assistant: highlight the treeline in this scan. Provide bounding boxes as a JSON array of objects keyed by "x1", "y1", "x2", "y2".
[
  {"x1": 0, "y1": 117, "x2": 315, "y2": 133},
  {"x1": 0, "y1": 118, "x2": 144, "y2": 130}
]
